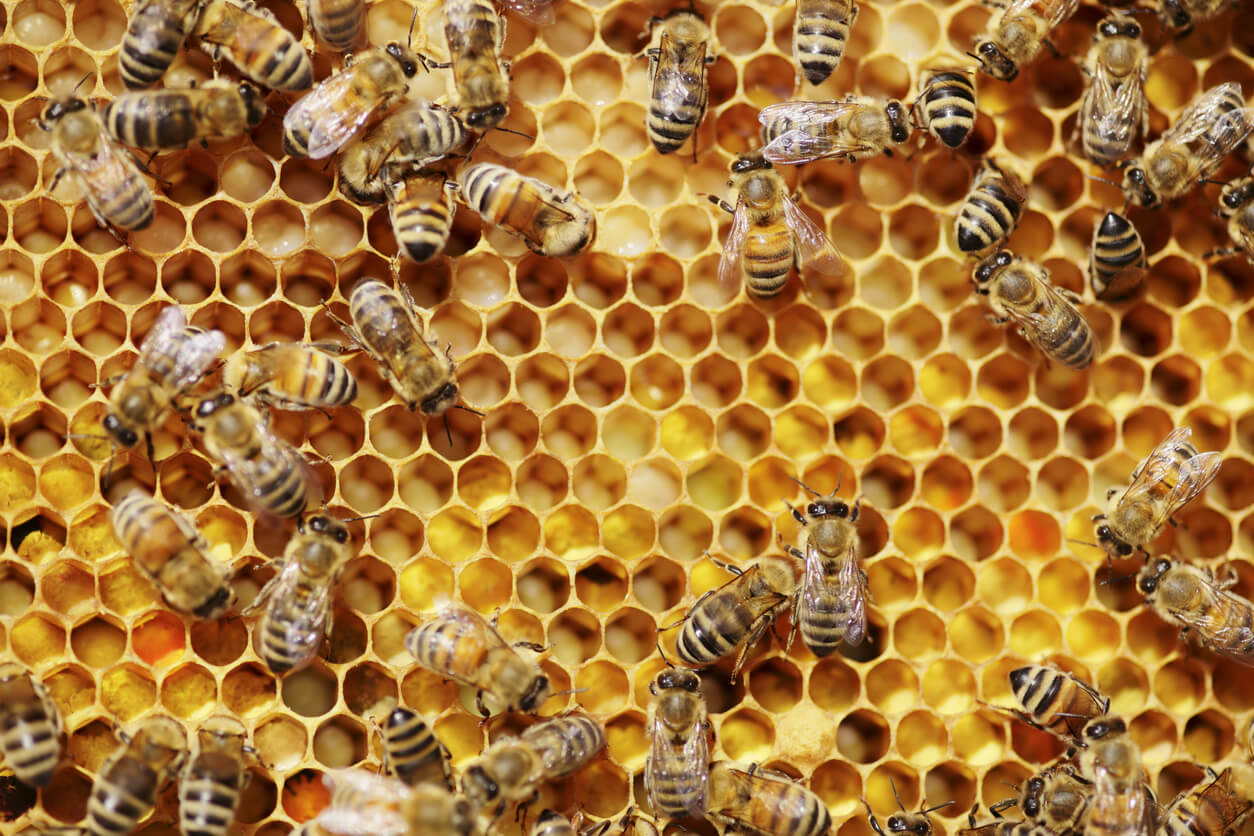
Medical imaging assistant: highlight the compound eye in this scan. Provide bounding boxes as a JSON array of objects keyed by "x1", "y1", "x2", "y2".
[
  {"x1": 1023, "y1": 799, "x2": 1039, "y2": 816},
  {"x1": 335, "y1": 529, "x2": 349, "y2": 544},
  {"x1": 1117, "y1": 543, "x2": 1133, "y2": 556},
  {"x1": 807, "y1": 502, "x2": 825, "y2": 517},
  {"x1": 834, "y1": 502, "x2": 849, "y2": 517},
  {"x1": 1138, "y1": 575, "x2": 1156, "y2": 593},
  {"x1": 996, "y1": 251, "x2": 1012, "y2": 266}
]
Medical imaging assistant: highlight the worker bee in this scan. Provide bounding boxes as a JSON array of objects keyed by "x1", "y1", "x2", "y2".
[
  {"x1": 87, "y1": 716, "x2": 187, "y2": 836},
  {"x1": 100, "y1": 306, "x2": 224, "y2": 456},
  {"x1": 969, "y1": 0, "x2": 1079, "y2": 81},
  {"x1": 194, "y1": 392, "x2": 313, "y2": 518},
  {"x1": 389, "y1": 170, "x2": 457, "y2": 263},
  {"x1": 989, "y1": 765, "x2": 1091, "y2": 832},
  {"x1": 221, "y1": 342, "x2": 358, "y2": 411},
  {"x1": 972, "y1": 250, "x2": 1096, "y2": 370},
  {"x1": 337, "y1": 103, "x2": 468, "y2": 205},
  {"x1": 1093, "y1": 426, "x2": 1221, "y2": 560},
  {"x1": 405, "y1": 602, "x2": 550, "y2": 715},
  {"x1": 956, "y1": 160, "x2": 1029, "y2": 254},
  {"x1": 40, "y1": 95, "x2": 155, "y2": 233},
  {"x1": 706, "y1": 762, "x2": 832, "y2": 836},
  {"x1": 534, "y1": 811, "x2": 579, "y2": 836},
  {"x1": 960, "y1": 811, "x2": 1057, "y2": 836},
  {"x1": 1007, "y1": 664, "x2": 1109, "y2": 743},
  {"x1": 283, "y1": 43, "x2": 422, "y2": 159},
  {"x1": 194, "y1": 0, "x2": 313, "y2": 91},
  {"x1": 439, "y1": 0, "x2": 510, "y2": 129},
  {"x1": 0, "y1": 665, "x2": 62, "y2": 788},
  {"x1": 308, "y1": 0, "x2": 365, "y2": 50},
  {"x1": 1159, "y1": 766, "x2": 1254, "y2": 836},
  {"x1": 581, "y1": 808, "x2": 661, "y2": 836},
  {"x1": 1075, "y1": 722, "x2": 1155, "y2": 836},
  {"x1": 708, "y1": 151, "x2": 846, "y2": 299},
  {"x1": 1158, "y1": 0, "x2": 1228, "y2": 34},
  {"x1": 1212, "y1": 170, "x2": 1254, "y2": 264},
  {"x1": 317, "y1": 769, "x2": 475, "y2": 836},
  {"x1": 103, "y1": 80, "x2": 266, "y2": 151},
  {"x1": 866, "y1": 779, "x2": 952, "y2": 836},
  {"x1": 760, "y1": 96, "x2": 913, "y2": 164},
  {"x1": 644, "y1": 660, "x2": 710, "y2": 818},
  {"x1": 120, "y1": 0, "x2": 206, "y2": 88},
  {"x1": 459, "y1": 163, "x2": 597, "y2": 256},
  {"x1": 1077, "y1": 16, "x2": 1148, "y2": 167},
  {"x1": 462, "y1": 714, "x2": 606, "y2": 817},
  {"x1": 1090, "y1": 210, "x2": 1147, "y2": 301},
  {"x1": 912, "y1": 68, "x2": 977, "y2": 149},
  {"x1": 663, "y1": 554, "x2": 797, "y2": 682},
  {"x1": 370, "y1": 705, "x2": 452, "y2": 788},
  {"x1": 179, "y1": 715, "x2": 252, "y2": 836},
  {"x1": 244, "y1": 512, "x2": 357, "y2": 674},
  {"x1": 793, "y1": 0, "x2": 858, "y2": 86},
  {"x1": 110, "y1": 489, "x2": 237, "y2": 619},
  {"x1": 643, "y1": 9, "x2": 714, "y2": 156},
  {"x1": 1122, "y1": 82, "x2": 1254, "y2": 208},
  {"x1": 1138, "y1": 557, "x2": 1254, "y2": 663},
  {"x1": 779, "y1": 482, "x2": 868, "y2": 657}
]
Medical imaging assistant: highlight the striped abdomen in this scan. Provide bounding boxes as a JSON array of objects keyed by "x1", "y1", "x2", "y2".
[
  {"x1": 267, "y1": 345, "x2": 357, "y2": 408},
  {"x1": 179, "y1": 753, "x2": 245, "y2": 836},
  {"x1": 392, "y1": 176, "x2": 455, "y2": 263},
  {"x1": 917, "y1": 71, "x2": 976, "y2": 148},
  {"x1": 0, "y1": 677, "x2": 61, "y2": 787},
  {"x1": 1090, "y1": 211, "x2": 1145, "y2": 300},
  {"x1": 743, "y1": 223, "x2": 796, "y2": 298},
  {"x1": 793, "y1": 0, "x2": 857, "y2": 86},
  {"x1": 957, "y1": 178, "x2": 1022, "y2": 252},
  {"x1": 406, "y1": 617, "x2": 486, "y2": 685},
  {"x1": 105, "y1": 90, "x2": 201, "y2": 149},
  {"x1": 87, "y1": 757, "x2": 161, "y2": 836},
  {"x1": 741, "y1": 780, "x2": 831, "y2": 836},
  {"x1": 249, "y1": 444, "x2": 308, "y2": 518},
  {"x1": 677, "y1": 590, "x2": 766, "y2": 665},
  {"x1": 799, "y1": 592, "x2": 846, "y2": 658},
  {"x1": 1033, "y1": 299, "x2": 1094, "y2": 369},
  {"x1": 647, "y1": 737, "x2": 707, "y2": 816},
  {"x1": 258, "y1": 574, "x2": 326, "y2": 673},
  {"x1": 1010, "y1": 665, "x2": 1103, "y2": 739},
  {"x1": 198, "y1": 3, "x2": 312, "y2": 92},
  {"x1": 647, "y1": 37, "x2": 709, "y2": 154},
  {"x1": 349, "y1": 281, "x2": 419, "y2": 373},
  {"x1": 521, "y1": 714, "x2": 605, "y2": 777},
  {"x1": 382, "y1": 707, "x2": 448, "y2": 787},
  {"x1": 120, "y1": 0, "x2": 201, "y2": 88},
  {"x1": 1160, "y1": 771, "x2": 1251, "y2": 836},
  {"x1": 309, "y1": 0, "x2": 365, "y2": 50}
]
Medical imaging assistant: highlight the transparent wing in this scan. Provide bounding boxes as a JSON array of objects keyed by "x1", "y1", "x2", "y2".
[
  {"x1": 1117, "y1": 426, "x2": 1195, "y2": 506},
  {"x1": 798, "y1": 541, "x2": 830, "y2": 627},
  {"x1": 318, "y1": 770, "x2": 414, "y2": 836},
  {"x1": 168, "y1": 328, "x2": 226, "y2": 390},
  {"x1": 759, "y1": 101, "x2": 869, "y2": 164},
  {"x1": 1161, "y1": 450, "x2": 1222, "y2": 517},
  {"x1": 1164, "y1": 83, "x2": 1253, "y2": 150},
  {"x1": 716, "y1": 198, "x2": 753, "y2": 295},
  {"x1": 837, "y1": 553, "x2": 868, "y2": 646},
  {"x1": 1194, "y1": 588, "x2": 1254, "y2": 663},
  {"x1": 286, "y1": 74, "x2": 376, "y2": 159},
  {"x1": 1040, "y1": 0, "x2": 1079, "y2": 29},
  {"x1": 501, "y1": 0, "x2": 555, "y2": 25},
  {"x1": 654, "y1": 36, "x2": 708, "y2": 118},
  {"x1": 1088, "y1": 70, "x2": 1141, "y2": 156},
  {"x1": 139, "y1": 306, "x2": 188, "y2": 367},
  {"x1": 782, "y1": 194, "x2": 847, "y2": 293},
  {"x1": 434, "y1": 600, "x2": 510, "y2": 651}
]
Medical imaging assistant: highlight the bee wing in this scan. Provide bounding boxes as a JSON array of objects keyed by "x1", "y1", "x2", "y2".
[
  {"x1": 319, "y1": 770, "x2": 414, "y2": 836},
  {"x1": 782, "y1": 193, "x2": 848, "y2": 290},
  {"x1": 759, "y1": 101, "x2": 870, "y2": 164},
  {"x1": 1163, "y1": 83, "x2": 1254, "y2": 151},
  {"x1": 1116, "y1": 426, "x2": 1196, "y2": 505},
  {"x1": 1040, "y1": 0, "x2": 1080, "y2": 29},
  {"x1": 434, "y1": 600, "x2": 512, "y2": 651},
  {"x1": 655, "y1": 36, "x2": 708, "y2": 115},
  {"x1": 140, "y1": 306, "x2": 188, "y2": 364},
  {"x1": 1090, "y1": 71, "x2": 1143, "y2": 152},
  {"x1": 168, "y1": 328, "x2": 226, "y2": 390},
  {"x1": 836, "y1": 552, "x2": 868, "y2": 646},
  {"x1": 1161, "y1": 449, "x2": 1222, "y2": 516},
  {"x1": 287, "y1": 75, "x2": 376, "y2": 159},
  {"x1": 501, "y1": 0, "x2": 555, "y2": 24},
  {"x1": 716, "y1": 197, "x2": 753, "y2": 296}
]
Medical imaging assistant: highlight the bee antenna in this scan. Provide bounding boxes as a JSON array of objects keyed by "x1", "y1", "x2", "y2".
[
  {"x1": 964, "y1": 50, "x2": 982, "y2": 64},
  {"x1": 491, "y1": 125, "x2": 536, "y2": 140},
  {"x1": 407, "y1": 7, "x2": 418, "y2": 47},
  {"x1": 1087, "y1": 174, "x2": 1122, "y2": 187},
  {"x1": 73, "y1": 71, "x2": 95, "y2": 94},
  {"x1": 999, "y1": 781, "x2": 1022, "y2": 792},
  {"x1": 341, "y1": 513, "x2": 382, "y2": 523},
  {"x1": 1067, "y1": 537, "x2": 1101, "y2": 549},
  {"x1": 548, "y1": 687, "x2": 589, "y2": 697},
  {"x1": 656, "y1": 641, "x2": 674, "y2": 667},
  {"x1": 1051, "y1": 712, "x2": 1090, "y2": 720},
  {"x1": 453, "y1": 404, "x2": 485, "y2": 416},
  {"x1": 443, "y1": 414, "x2": 453, "y2": 448},
  {"x1": 889, "y1": 777, "x2": 906, "y2": 813},
  {"x1": 788, "y1": 475, "x2": 823, "y2": 497},
  {"x1": 922, "y1": 801, "x2": 954, "y2": 816}
]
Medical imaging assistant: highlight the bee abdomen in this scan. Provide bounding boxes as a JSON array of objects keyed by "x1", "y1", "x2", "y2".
[
  {"x1": 259, "y1": 39, "x2": 314, "y2": 92},
  {"x1": 88, "y1": 774, "x2": 156, "y2": 836},
  {"x1": 310, "y1": 0, "x2": 365, "y2": 49},
  {"x1": 180, "y1": 775, "x2": 242, "y2": 836},
  {"x1": 395, "y1": 202, "x2": 453, "y2": 263},
  {"x1": 254, "y1": 455, "x2": 308, "y2": 518},
  {"x1": 2, "y1": 719, "x2": 59, "y2": 786},
  {"x1": 744, "y1": 228, "x2": 795, "y2": 298},
  {"x1": 105, "y1": 93, "x2": 196, "y2": 149},
  {"x1": 957, "y1": 185, "x2": 1021, "y2": 252},
  {"x1": 647, "y1": 72, "x2": 706, "y2": 153},
  {"x1": 1040, "y1": 309, "x2": 1095, "y2": 369},
  {"x1": 794, "y1": 0, "x2": 856, "y2": 85},
  {"x1": 678, "y1": 596, "x2": 750, "y2": 664},
  {"x1": 120, "y1": 4, "x2": 190, "y2": 89},
  {"x1": 919, "y1": 72, "x2": 976, "y2": 148}
]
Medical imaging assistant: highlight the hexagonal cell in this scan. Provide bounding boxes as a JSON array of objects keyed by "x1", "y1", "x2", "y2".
[{"x1": 100, "y1": 664, "x2": 157, "y2": 720}]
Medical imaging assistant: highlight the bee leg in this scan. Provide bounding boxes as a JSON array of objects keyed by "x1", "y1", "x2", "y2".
[
  {"x1": 512, "y1": 640, "x2": 548, "y2": 653},
  {"x1": 475, "y1": 690, "x2": 490, "y2": 718},
  {"x1": 145, "y1": 432, "x2": 155, "y2": 463},
  {"x1": 707, "y1": 194, "x2": 736, "y2": 215},
  {"x1": 1057, "y1": 287, "x2": 1085, "y2": 306},
  {"x1": 988, "y1": 799, "x2": 1018, "y2": 818},
  {"x1": 47, "y1": 165, "x2": 68, "y2": 195},
  {"x1": 782, "y1": 499, "x2": 807, "y2": 527},
  {"x1": 866, "y1": 807, "x2": 887, "y2": 836},
  {"x1": 1204, "y1": 246, "x2": 1243, "y2": 259}
]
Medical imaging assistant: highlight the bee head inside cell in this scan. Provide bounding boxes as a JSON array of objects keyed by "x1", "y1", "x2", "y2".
[
  {"x1": 102, "y1": 413, "x2": 139, "y2": 448},
  {"x1": 654, "y1": 667, "x2": 701, "y2": 693},
  {"x1": 239, "y1": 82, "x2": 268, "y2": 128},
  {"x1": 885, "y1": 100, "x2": 911, "y2": 144},
  {"x1": 466, "y1": 103, "x2": 508, "y2": 129}
]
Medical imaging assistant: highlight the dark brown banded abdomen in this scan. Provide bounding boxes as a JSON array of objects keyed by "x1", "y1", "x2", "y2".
[
  {"x1": 521, "y1": 714, "x2": 605, "y2": 777},
  {"x1": 179, "y1": 753, "x2": 245, "y2": 836},
  {"x1": 87, "y1": 757, "x2": 161, "y2": 836},
  {"x1": 406, "y1": 617, "x2": 486, "y2": 684},
  {"x1": 309, "y1": 0, "x2": 365, "y2": 50},
  {"x1": 120, "y1": 0, "x2": 199, "y2": 89},
  {"x1": 677, "y1": 591, "x2": 756, "y2": 664},
  {"x1": 0, "y1": 681, "x2": 60, "y2": 787},
  {"x1": 105, "y1": 91, "x2": 200, "y2": 150},
  {"x1": 647, "y1": 58, "x2": 708, "y2": 154},
  {"x1": 743, "y1": 224, "x2": 795, "y2": 298},
  {"x1": 1036, "y1": 303, "x2": 1095, "y2": 370},
  {"x1": 918, "y1": 72, "x2": 976, "y2": 148},
  {"x1": 258, "y1": 579, "x2": 324, "y2": 673},
  {"x1": 271, "y1": 348, "x2": 357, "y2": 408},
  {"x1": 744, "y1": 782, "x2": 831, "y2": 836},
  {"x1": 793, "y1": 0, "x2": 857, "y2": 86},
  {"x1": 957, "y1": 181, "x2": 1022, "y2": 252},
  {"x1": 383, "y1": 708, "x2": 448, "y2": 786},
  {"x1": 393, "y1": 196, "x2": 454, "y2": 263},
  {"x1": 249, "y1": 446, "x2": 308, "y2": 518}
]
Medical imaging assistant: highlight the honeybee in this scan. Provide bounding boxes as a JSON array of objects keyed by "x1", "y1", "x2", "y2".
[
  {"x1": 793, "y1": 0, "x2": 858, "y2": 86},
  {"x1": 989, "y1": 765, "x2": 1091, "y2": 833},
  {"x1": 120, "y1": 0, "x2": 206, "y2": 88},
  {"x1": 1075, "y1": 722, "x2": 1154, "y2": 836},
  {"x1": 40, "y1": 95, "x2": 155, "y2": 233},
  {"x1": 534, "y1": 811, "x2": 578, "y2": 836},
  {"x1": 1122, "y1": 82, "x2": 1254, "y2": 208},
  {"x1": 389, "y1": 170, "x2": 457, "y2": 263},
  {"x1": 283, "y1": 43, "x2": 422, "y2": 159},
  {"x1": 1159, "y1": 767, "x2": 1254, "y2": 836},
  {"x1": 370, "y1": 705, "x2": 452, "y2": 788},
  {"x1": 1138, "y1": 557, "x2": 1254, "y2": 664},
  {"x1": 193, "y1": 392, "x2": 313, "y2": 518},
  {"x1": 459, "y1": 163, "x2": 597, "y2": 256},
  {"x1": 759, "y1": 97, "x2": 913, "y2": 164},
  {"x1": 101, "y1": 306, "x2": 224, "y2": 455},
  {"x1": 866, "y1": 781, "x2": 952, "y2": 836},
  {"x1": 972, "y1": 250, "x2": 1096, "y2": 370},
  {"x1": 1093, "y1": 426, "x2": 1221, "y2": 560},
  {"x1": 440, "y1": 0, "x2": 510, "y2": 129},
  {"x1": 337, "y1": 103, "x2": 468, "y2": 205},
  {"x1": 1213, "y1": 170, "x2": 1254, "y2": 264},
  {"x1": 308, "y1": 0, "x2": 365, "y2": 50},
  {"x1": 221, "y1": 342, "x2": 358, "y2": 411},
  {"x1": 1089, "y1": 210, "x2": 1146, "y2": 301},
  {"x1": 462, "y1": 714, "x2": 606, "y2": 816},
  {"x1": 912, "y1": 68, "x2": 977, "y2": 149},
  {"x1": 179, "y1": 715, "x2": 252, "y2": 836},
  {"x1": 405, "y1": 602, "x2": 550, "y2": 716},
  {"x1": 664, "y1": 554, "x2": 797, "y2": 682},
  {"x1": 194, "y1": 0, "x2": 313, "y2": 91},
  {"x1": 968, "y1": 0, "x2": 1079, "y2": 81},
  {"x1": 581, "y1": 808, "x2": 660, "y2": 836},
  {"x1": 960, "y1": 812, "x2": 1057, "y2": 836},
  {"x1": 110, "y1": 489, "x2": 237, "y2": 619},
  {"x1": 779, "y1": 482, "x2": 869, "y2": 657},
  {"x1": 0, "y1": 665, "x2": 63, "y2": 788},
  {"x1": 708, "y1": 150, "x2": 846, "y2": 299},
  {"x1": 244, "y1": 512, "x2": 357, "y2": 673},
  {"x1": 1158, "y1": 0, "x2": 1228, "y2": 33},
  {"x1": 705, "y1": 762, "x2": 832, "y2": 836},
  {"x1": 317, "y1": 768, "x2": 475, "y2": 836},
  {"x1": 87, "y1": 717, "x2": 187, "y2": 836},
  {"x1": 643, "y1": 9, "x2": 714, "y2": 156},
  {"x1": 645, "y1": 661, "x2": 710, "y2": 818},
  {"x1": 1077, "y1": 16, "x2": 1148, "y2": 167},
  {"x1": 104, "y1": 80, "x2": 267, "y2": 150},
  {"x1": 956, "y1": 160, "x2": 1029, "y2": 254},
  {"x1": 1007, "y1": 664, "x2": 1109, "y2": 743}
]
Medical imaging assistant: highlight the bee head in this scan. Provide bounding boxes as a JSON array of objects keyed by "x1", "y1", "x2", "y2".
[
  {"x1": 386, "y1": 42, "x2": 422, "y2": 77},
  {"x1": 40, "y1": 96, "x2": 86, "y2": 125},
  {"x1": 885, "y1": 100, "x2": 911, "y2": 144},
  {"x1": 1137, "y1": 558, "x2": 1172, "y2": 594},
  {"x1": 102, "y1": 413, "x2": 140, "y2": 448},
  {"x1": 196, "y1": 392, "x2": 236, "y2": 418},
  {"x1": 653, "y1": 667, "x2": 701, "y2": 694},
  {"x1": 1022, "y1": 777, "x2": 1044, "y2": 816},
  {"x1": 518, "y1": 672, "x2": 552, "y2": 712},
  {"x1": 1083, "y1": 717, "x2": 1126, "y2": 741},
  {"x1": 1220, "y1": 179, "x2": 1254, "y2": 215},
  {"x1": 971, "y1": 39, "x2": 1017, "y2": 81},
  {"x1": 1159, "y1": 0, "x2": 1191, "y2": 28},
  {"x1": 466, "y1": 103, "x2": 508, "y2": 129},
  {"x1": 418, "y1": 381, "x2": 459, "y2": 416},
  {"x1": 238, "y1": 82, "x2": 267, "y2": 128},
  {"x1": 973, "y1": 251, "x2": 1011, "y2": 289},
  {"x1": 1094, "y1": 524, "x2": 1134, "y2": 556},
  {"x1": 1121, "y1": 165, "x2": 1159, "y2": 208},
  {"x1": 307, "y1": 513, "x2": 350, "y2": 544},
  {"x1": 731, "y1": 150, "x2": 770, "y2": 174}
]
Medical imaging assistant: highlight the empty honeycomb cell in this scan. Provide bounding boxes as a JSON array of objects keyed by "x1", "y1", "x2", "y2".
[
  {"x1": 459, "y1": 558, "x2": 513, "y2": 612},
  {"x1": 574, "y1": 658, "x2": 629, "y2": 714},
  {"x1": 894, "y1": 609, "x2": 946, "y2": 661},
  {"x1": 313, "y1": 716, "x2": 367, "y2": 768},
  {"x1": 719, "y1": 505, "x2": 774, "y2": 558},
  {"x1": 950, "y1": 507, "x2": 1003, "y2": 562},
  {"x1": 517, "y1": 557, "x2": 570, "y2": 613},
  {"x1": 1182, "y1": 709, "x2": 1233, "y2": 762},
  {"x1": 598, "y1": 506, "x2": 652, "y2": 562},
  {"x1": 162, "y1": 663, "x2": 216, "y2": 720},
  {"x1": 154, "y1": 453, "x2": 213, "y2": 509},
  {"x1": 833, "y1": 709, "x2": 890, "y2": 765},
  {"x1": 101, "y1": 664, "x2": 157, "y2": 720},
  {"x1": 1065, "y1": 610, "x2": 1121, "y2": 662},
  {"x1": 892, "y1": 507, "x2": 944, "y2": 560},
  {"x1": 922, "y1": 660, "x2": 977, "y2": 714},
  {"x1": 916, "y1": 355, "x2": 971, "y2": 409},
  {"x1": 188, "y1": 617, "x2": 248, "y2": 668},
  {"x1": 574, "y1": 151, "x2": 624, "y2": 207},
  {"x1": 1095, "y1": 658, "x2": 1150, "y2": 716},
  {"x1": 831, "y1": 308, "x2": 884, "y2": 361},
  {"x1": 861, "y1": 456, "x2": 914, "y2": 510},
  {"x1": 549, "y1": 607, "x2": 602, "y2": 667},
  {"x1": 1178, "y1": 305, "x2": 1231, "y2": 358},
  {"x1": 454, "y1": 456, "x2": 509, "y2": 512},
  {"x1": 12, "y1": 403, "x2": 66, "y2": 458},
  {"x1": 70, "y1": 614, "x2": 125, "y2": 668},
  {"x1": 13, "y1": 197, "x2": 66, "y2": 252},
  {"x1": 808, "y1": 759, "x2": 862, "y2": 818},
  {"x1": 682, "y1": 454, "x2": 738, "y2": 510},
  {"x1": 656, "y1": 405, "x2": 713, "y2": 462},
  {"x1": 949, "y1": 606, "x2": 1004, "y2": 663},
  {"x1": 919, "y1": 455, "x2": 973, "y2": 511},
  {"x1": 282, "y1": 666, "x2": 338, "y2": 718},
  {"x1": 603, "y1": 607, "x2": 654, "y2": 664},
  {"x1": 12, "y1": 296, "x2": 64, "y2": 354},
  {"x1": 1009, "y1": 610, "x2": 1062, "y2": 657},
  {"x1": 341, "y1": 557, "x2": 395, "y2": 615},
  {"x1": 978, "y1": 558, "x2": 1033, "y2": 617},
  {"x1": 1130, "y1": 710, "x2": 1179, "y2": 763},
  {"x1": 952, "y1": 713, "x2": 1005, "y2": 765},
  {"x1": 744, "y1": 54, "x2": 795, "y2": 105},
  {"x1": 1175, "y1": 506, "x2": 1231, "y2": 558},
  {"x1": 710, "y1": 404, "x2": 767, "y2": 463},
  {"x1": 215, "y1": 150, "x2": 277, "y2": 205},
  {"x1": 1149, "y1": 353, "x2": 1201, "y2": 406},
  {"x1": 976, "y1": 353, "x2": 1032, "y2": 409},
  {"x1": 485, "y1": 505, "x2": 541, "y2": 562},
  {"x1": 1033, "y1": 457, "x2": 1087, "y2": 511},
  {"x1": 717, "y1": 707, "x2": 774, "y2": 763}
]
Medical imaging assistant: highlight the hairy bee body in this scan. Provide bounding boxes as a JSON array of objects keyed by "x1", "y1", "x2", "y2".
[
  {"x1": 760, "y1": 97, "x2": 912, "y2": 164},
  {"x1": 1158, "y1": 0, "x2": 1228, "y2": 33},
  {"x1": 644, "y1": 10, "x2": 712, "y2": 155},
  {"x1": 87, "y1": 717, "x2": 187, "y2": 836},
  {"x1": 110, "y1": 490, "x2": 236, "y2": 619},
  {"x1": 120, "y1": 0, "x2": 205, "y2": 88},
  {"x1": 581, "y1": 809, "x2": 661, "y2": 836},
  {"x1": 317, "y1": 769, "x2": 475, "y2": 836},
  {"x1": 520, "y1": 714, "x2": 606, "y2": 777},
  {"x1": 1218, "y1": 172, "x2": 1254, "y2": 264},
  {"x1": 1078, "y1": 17, "x2": 1148, "y2": 167},
  {"x1": 376, "y1": 707, "x2": 451, "y2": 787},
  {"x1": 179, "y1": 716, "x2": 250, "y2": 836},
  {"x1": 961, "y1": 819, "x2": 1057, "y2": 836},
  {"x1": 0, "y1": 665, "x2": 62, "y2": 788},
  {"x1": 309, "y1": 0, "x2": 365, "y2": 50},
  {"x1": 645, "y1": 667, "x2": 709, "y2": 818},
  {"x1": 913, "y1": 68, "x2": 977, "y2": 149},
  {"x1": 405, "y1": 602, "x2": 551, "y2": 715},
  {"x1": 534, "y1": 811, "x2": 578, "y2": 836},
  {"x1": 1138, "y1": 557, "x2": 1254, "y2": 664},
  {"x1": 783, "y1": 491, "x2": 868, "y2": 657},
  {"x1": 390, "y1": 171, "x2": 456, "y2": 263},
  {"x1": 956, "y1": 161, "x2": 1028, "y2": 253},
  {"x1": 444, "y1": 0, "x2": 510, "y2": 129},
  {"x1": 222, "y1": 342, "x2": 357, "y2": 410},
  {"x1": 41, "y1": 97, "x2": 154, "y2": 232},
  {"x1": 706, "y1": 762, "x2": 831, "y2": 836},
  {"x1": 1013, "y1": 765, "x2": 1092, "y2": 833},
  {"x1": 793, "y1": 0, "x2": 858, "y2": 86},
  {"x1": 104, "y1": 80, "x2": 266, "y2": 150},
  {"x1": 463, "y1": 715, "x2": 605, "y2": 815},
  {"x1": 1008, "y1": 664, "x2": 1109, "y2": 743},
  {"x1": 972, "y1": 250, "x2": 1095, "y2": 369},
  {"x1": 337, "y1": 104, "x2": 467, "y2": 205},
  {"x1": 247, "y1": 514, "x2": 355, "y2": 673},
  {"x1": 971, "y1": 0, "x2": 1079, "y2": 81},
  {"x1": 1076, "y1": 727, "x2": 1154, "y2": 836},
  {"x1": 460, "y1": 163, "x2": 597, "y2": 256},
  {"x1": 1089, "y1": 211, "x2": 1146, "y2": 300},
  {"x1": 1159, "y1": 767, "x2": 1254, "y2": 836},
  {"x1": 194, "y1": 0, "x2": 313, "y2": 91}
]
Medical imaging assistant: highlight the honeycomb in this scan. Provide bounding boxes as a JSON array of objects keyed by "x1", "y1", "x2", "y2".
[{"x1": 5, "y1": 0, "x2": 1254, "y2": 833}]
